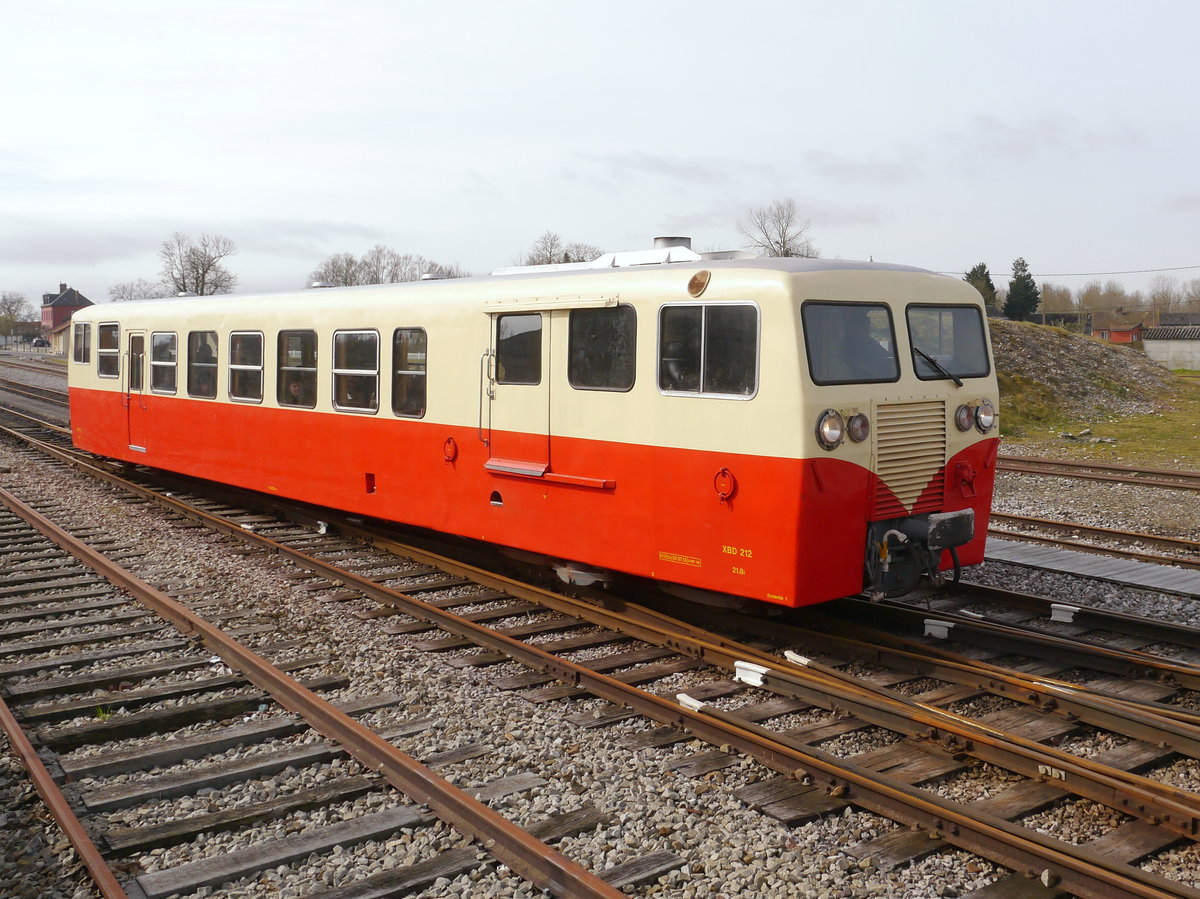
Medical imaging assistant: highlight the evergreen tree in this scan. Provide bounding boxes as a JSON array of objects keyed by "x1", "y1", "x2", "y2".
[
  {"x1": 1003, "y1": 257, "x2": 1040, "y2": 318},
  {"x1": 963, "y1": 262, "x2": 997, "y2": 306}
]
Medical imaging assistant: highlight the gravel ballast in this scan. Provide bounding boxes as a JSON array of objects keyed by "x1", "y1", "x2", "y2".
[{"x1": 3, "y1": 402, "x2": 1200, "y2": 893}]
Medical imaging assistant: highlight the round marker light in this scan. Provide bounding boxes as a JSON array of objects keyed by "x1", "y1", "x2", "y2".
[
  {"x1": 954, "y1": 404, "x2": 974, "y2": 432},
  {"x1": 687, "y1": 270, "x2": 711, "y2": 297},
  {"x1": 975, "y1": 399, "x2": 997, "y2": 433},
  {"x1": 847, "y1": 413, "x2": 870, "y2": 443},
  {"x1": 816, "y1": 409, "x2": 844, "y2": 450}
]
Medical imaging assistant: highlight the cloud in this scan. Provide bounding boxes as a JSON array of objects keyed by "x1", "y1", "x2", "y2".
[
  {"x1": 803, "y1": 150, "x2": 918, "y2": 186},
  {"x1": 1162, "y1": 193, "x2": 1200, "y2": 213}
]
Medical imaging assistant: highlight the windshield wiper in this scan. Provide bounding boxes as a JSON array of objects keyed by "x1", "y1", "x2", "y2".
[{"x1": 912, "y1": 347, "x2": 963, "y2": 387}]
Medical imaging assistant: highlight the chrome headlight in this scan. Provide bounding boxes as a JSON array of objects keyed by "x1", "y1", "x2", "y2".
[
  {"x1": 954, "y1": 404, "x2": 975, "y2": 432},
  {"x1": 847, "y1": 413, "x2": 870, "y2": 443},
  {"x1": 975, "y1": 399, "x2": 997, "y2": 433},
  {"x1": 816, "y1": 409, "x2": 844, "y2": 450}
]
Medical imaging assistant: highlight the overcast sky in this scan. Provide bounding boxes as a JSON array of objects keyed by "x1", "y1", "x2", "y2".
[{"x1": 4, "y1": 1, "x2": 1198, "y2": 308}]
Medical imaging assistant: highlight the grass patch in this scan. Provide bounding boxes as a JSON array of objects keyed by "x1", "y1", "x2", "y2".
[{"x1": 1002, "y1": 378, "x2": 1200, "y2": 468}]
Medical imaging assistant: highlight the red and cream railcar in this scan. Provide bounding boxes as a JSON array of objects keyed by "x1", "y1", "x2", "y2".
[{"x1": 68, "y1": 252, "x2": 999, "y2": 608}]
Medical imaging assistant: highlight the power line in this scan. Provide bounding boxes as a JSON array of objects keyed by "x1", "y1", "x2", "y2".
[{"x1": 938, "y1": 264, "x2": 1200, "y2": 278}]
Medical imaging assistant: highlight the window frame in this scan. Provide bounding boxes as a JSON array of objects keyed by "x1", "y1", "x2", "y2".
[
  {"x1": 150, "y1": 331, "x2": 178, "y2": 394},
  {"x1": 568, "y1": 305, "x2": 637, "y2": 393},
  {"x1": 228, "y1": 331, "x2": 264, "y2": 403},
  {"x1": 186, "y1": 330, "x2": 219, "y2": 399},
  {"x1": 391, "y1": 327, "x2": 427, "y2": 418},
  {"x1": 332, "y1": 328, "x2": 380, "y2": 414},
  {"x1": 657, "y1": 302, "x2": 760, "y2": 399},
  {"x1": 801, "y1": 300, "x2": 900, "y2": 387},
  {"x1": 905, "y1": 303, "x2": 992, "y2": 381},
  {"x1": 73, "y1": 322, "x2": 91, "y2": 364},
  {"x1": 277, "y1": 329, "x2": 318, "y2": 409},
  {"x1": 495, "y1": 312, "x2": 542, "y2": 386},
  {"x1": 97, "y1": 322, "x2": 120, "y2": 378}
]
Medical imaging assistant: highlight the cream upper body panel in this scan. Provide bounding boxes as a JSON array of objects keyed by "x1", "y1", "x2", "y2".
[{"x1": 68, "y1": 259, "x2": 996, "y2": 461}]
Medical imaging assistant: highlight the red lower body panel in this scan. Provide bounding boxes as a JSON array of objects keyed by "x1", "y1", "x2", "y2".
[{"x1": 70, "y1": 389, "x2": 996, "y2": 607}]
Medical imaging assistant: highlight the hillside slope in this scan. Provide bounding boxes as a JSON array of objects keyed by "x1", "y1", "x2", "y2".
[{"x1": 988, "y1": 319, "x2": 1181, "y2": 436}]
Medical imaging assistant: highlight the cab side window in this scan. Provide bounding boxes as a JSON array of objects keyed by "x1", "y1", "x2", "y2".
[
  {"x1": 151, "y1": 332, "x2": 177, "y2": 393},
  {"x1": 278, "y1": 330, "x2": 317, "y2": 408},
  {"x1": 496, "y1": 313, "x2": 541, "y2": 385},
  {"x1": 569, "y1": 306, "x2": 635, "y2": 391},
  {"x1": 97, "y1": 323, "x2": 120, "y2": 378}
]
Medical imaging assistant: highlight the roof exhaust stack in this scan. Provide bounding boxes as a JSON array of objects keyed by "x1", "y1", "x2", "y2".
[{"x1": 653, "y1": 236, "x2": 692, "y2": 250}]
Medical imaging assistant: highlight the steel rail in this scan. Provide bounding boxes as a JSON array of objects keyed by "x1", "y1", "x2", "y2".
[
  {"x1": 950, "y1": 581, "x2": 1200, "y2": 651},
  {"x1": 0, "y1": 694, "x2": 129, "y2": 899},
  {"x1": 327, "y1": 531, "x2": 1200, "y2": 896},
  {"x1": 850, "y1": 598, "x2": 1200, "y2": 691},
  {"x1": 639, "y1": 597, "x2": 1200, "y2": 774},
  {"x1": 997, "y1": 455, "x2": 1200, "y2": 491},
  {"x1": 991, "y1": 512, "x2": 1200, "y2": 555},
  {"x1": 990, "y1": 517, "x2": 1200, "y2": 570},
  {"x1": 0, "y1": 486, "x2": 625, "y2": 899},
  {"x1": 0, "y1": 407, "x2": 71, "y2": 436},
  {"x1": 0, "y1": 377, "x2": 70, "y2": 405},
  {"x1": 12, "y1": 431, "x2": 1200, "y2": 895}
]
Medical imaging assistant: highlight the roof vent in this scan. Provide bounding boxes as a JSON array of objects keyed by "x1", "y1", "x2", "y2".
[
  {"x1": 309, "y1": 281, "x2": 334, "y2": 289},
  {"x1": 654, "y1": 236, "x2": 692, "y2": 250}
]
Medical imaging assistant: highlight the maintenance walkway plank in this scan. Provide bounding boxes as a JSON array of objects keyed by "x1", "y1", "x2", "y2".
[{"x1": 985, "y1": 536, "x2": 1200, "y2": 597}]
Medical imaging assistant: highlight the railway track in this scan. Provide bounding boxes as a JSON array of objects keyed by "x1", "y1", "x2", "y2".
[
  {"x1": 0, "y1": 488, "x2": 659, "y2": 898},
  {"x1": 989, "y1": 512, "x2": 1200, "y2": 569},
  {"x1": 998, "y1": 454, "x2": 1200, "y2": 491},
  {"x1": 0, "y1": 376, "x2": 69, "y2": 408},
  {"x1": 7, "y1": 423, "x2": 1200, "y2": 896},
  {"x1": 7, "y1": 386, "x2": 1200, "y2": 894}
]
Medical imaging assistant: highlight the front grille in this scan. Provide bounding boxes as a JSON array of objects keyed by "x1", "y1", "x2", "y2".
[{"x1": 873, "y1": 400, "x2": 946, "y2": 518}]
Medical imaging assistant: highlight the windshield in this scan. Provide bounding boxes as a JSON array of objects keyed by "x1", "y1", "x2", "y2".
[
  {"x1": 802, "y1": 302, "x2": 898, "y2": 385},
  {"x1": 906, "y1": 305, "x2": 990, "y2": 380}
]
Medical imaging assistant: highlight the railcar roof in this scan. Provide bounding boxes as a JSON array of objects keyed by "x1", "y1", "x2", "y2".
[{"x1": 73, "y1": 256, "x2": 950, "y2": 320}]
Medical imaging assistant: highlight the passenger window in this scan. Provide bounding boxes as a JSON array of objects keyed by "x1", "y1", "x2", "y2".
[
  {"x1": 150, "y1": 332, "x2": 177, "y2": 393},
  {"x1": 278, "y1": 330, "x2": 317, "y2": 408},
  {"x1": 73, "y1": 323, "x2": 91, "y2": 364},
  {"x1": 97, "y1": 323, "x2": 120, "y2": 378},
  {"x1": 496, "y1": 313, "x2": 541, "y2": 385},
  {"x1": 229, "y1": 332, "x2": 263, "y2": 402},
  {"x1": 907, "y1": 305, "x2": 990, "y2": 380},
  {"x1": 659, "y1": 304, "x2": 757, "y2": 397},
  {"x1": 569, "y1": 306, "x2": 635, "y2": 391},
  {"x1": 334, "y1": 330, "x2": 379, "y2": 412},
  {"x1": 802, "y1": 302, "x2": 898, "y2": 385},
  {"x1": 187, "y1": 330, "x2": 218, "y2": 398},
  {"x1": 392, "y1": 328, "x2": 426, "y2": 418}
]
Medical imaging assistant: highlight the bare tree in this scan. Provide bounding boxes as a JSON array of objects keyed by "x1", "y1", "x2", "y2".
[
  {"x1": 309, "y1": 246, "x2": 467, "y2": 287},
  {"x1": 159, "y1": 232, "x2": 238, "y2": 296},
  {"x1": 1184, "y1": 278, "x2": 1200, "y2": 312},
  {"x1": 1149, "y1": 275, "x2": 1182, "y2": 322},
  {"x1": 523, "y1": 231, "x2": 565, "y2": 265},
  {"x1": 738, "y1": 199, "x2": 818, "y2": 258},
  {"x1": 1, "y1": 291, "x2": 33, "y2": 342},
  {"x1": 1039, "y1": 282, "x2": 1075, "y2": 313},
  {"x1": 563, "y1": 241, "x2": 602, "y2": 263},
  {"x1": 1078, "y1": 279, "x2": 1139, "y2": 314},
  {"x1": 109, "y1": 278, "x2": 172, "y2": 302},
  {"x1": 520, "y1": 231, "x2": 602, "y2": 265}
]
